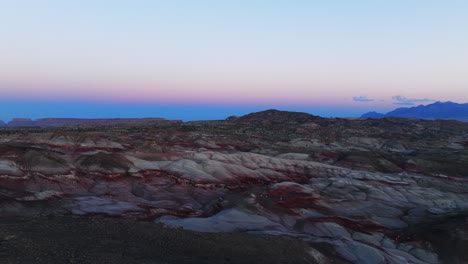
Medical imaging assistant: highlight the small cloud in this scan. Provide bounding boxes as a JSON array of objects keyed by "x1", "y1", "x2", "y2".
[
  {"x1": 353, "y1": 96, "x2": 374, "y2": 102},
  {"x1": 392, "y1": 95, "x2": 435, "y2": 106}
]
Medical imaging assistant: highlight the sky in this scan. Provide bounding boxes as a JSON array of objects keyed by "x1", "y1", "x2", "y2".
[{"x1": 0, "y1": 0, "x2": 467, "y2": 121}]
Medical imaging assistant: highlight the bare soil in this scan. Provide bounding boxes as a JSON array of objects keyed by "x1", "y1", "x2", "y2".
[{"x1": 0, "y1": 215, "x2": 316, "y2": 264}]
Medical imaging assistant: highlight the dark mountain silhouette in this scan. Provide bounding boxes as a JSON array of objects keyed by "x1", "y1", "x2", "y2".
[
  {"x1": 228, "y1": 109, "x2": 320, "y2": 126},
  {"x1": 360, "y1": 111, "x2": 385, "y2": 118},
  {"x1": 361, "y1": 101, "x2": 468, "y2": 121}
]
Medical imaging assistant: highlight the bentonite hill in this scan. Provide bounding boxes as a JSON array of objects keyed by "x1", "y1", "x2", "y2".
[{"x1": 1, "y1": 110, "x2": 467, "y2": 263}]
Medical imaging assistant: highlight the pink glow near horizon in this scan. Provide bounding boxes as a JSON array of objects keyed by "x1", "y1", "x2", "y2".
[
  {"x1": 1, "y1": 80, "x2": 465, "y2": 112},
  {"x1": 1, "y1": 1, "x2": 467, "y2": 113}
]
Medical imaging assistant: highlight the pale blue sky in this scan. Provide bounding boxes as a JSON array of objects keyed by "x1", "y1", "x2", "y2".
[{"x1": 0, "y1": 1, "x2": 467, "y2": 120}]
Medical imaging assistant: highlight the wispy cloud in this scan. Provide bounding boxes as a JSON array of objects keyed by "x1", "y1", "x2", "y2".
[
  {"x1": 392, "y1": 95, "x2": 435, "y2": 106},
  {"x1": 353, "y1": 96, "x2": 374, "y2": 102}
]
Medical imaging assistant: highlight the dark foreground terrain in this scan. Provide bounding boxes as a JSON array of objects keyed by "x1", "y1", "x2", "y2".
[
  {"x1": 1, "y1": 110, "x2": 468, "y2": 263},
  {"x1": 0, "y1": 215, "x2": 317, "y2": 264}
]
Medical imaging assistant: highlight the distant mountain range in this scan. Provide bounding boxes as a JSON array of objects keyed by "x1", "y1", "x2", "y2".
[
  {"x1": 1, "y1": 102, "x2": 467, "y2": 128},
  {"x1": 361, "y1": 101, "x2": 468, "y2": 121}
]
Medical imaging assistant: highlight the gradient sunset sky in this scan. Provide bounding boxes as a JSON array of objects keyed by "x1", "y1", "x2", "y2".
[{"x1": 1, "y1": 1, "x2": 467, "y2": 121}]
